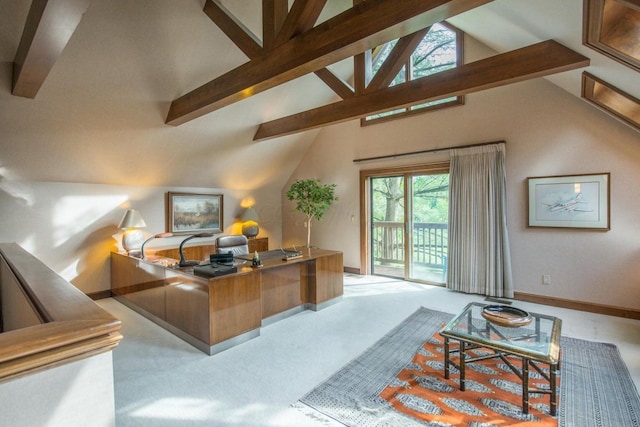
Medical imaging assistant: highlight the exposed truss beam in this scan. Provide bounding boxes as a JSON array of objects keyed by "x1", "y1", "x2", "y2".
[
  {"x1": 204, "y1": 0, "x2": 344, "y2": 98},
  {"x1": 275, "y1": 0, "x2": 327, "y2": 45},
  {"x1": 354, "y1": 50, "x2": 372, "y2": 95},
  {"x1": 262, "y1": 0, "x2": 288, "y2": 50},
  {"x1": 253, "y1": 40, "x2": 590, "y2": 141},
  {"x1": 365, "y1": 27, "x2": 431, "y2": 93},
  {"x1": 313, "y1": 68, "x2": 355, "y2": 99},
  {"x1": 203, "y1": 0, "x2": 262, "y2": 58},
  {"x1": 166, "y1": 0, "x2": 493, "y2": 125},
  {"x1": 12, "y1": 0, "x2": 90, "y2": 98}
]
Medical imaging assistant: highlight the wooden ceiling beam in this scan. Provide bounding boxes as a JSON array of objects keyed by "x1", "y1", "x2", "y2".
[
  {"x1": 203, "y1": 0, "x2": 262, "y2": 59},
  {"x1": 204, "y1": 0, "x2": 347, "y2": 99},
  {"x1": 275, "y1": 0, "x2": 328, "y2": 46},
  {"x1": 365, "y1": 27, "x2": 431, "y2": 93},
  {"x1": 253, "y1": 40, "x2": 590, "y2": 141},
  {"x1": 12, "y1": 0, "x2": 90, "y2": 99},
  {"x1": 263, "y1": 0, "x2": 288, "y2": 50},
  {"x1": 167, "y1": 0, "x2": 493, "y2": 126}
]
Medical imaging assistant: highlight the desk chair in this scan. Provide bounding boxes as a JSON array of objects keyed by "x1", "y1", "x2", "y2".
[{"x1": 216, "y1": 235, "x2": 249, "y2": 256}]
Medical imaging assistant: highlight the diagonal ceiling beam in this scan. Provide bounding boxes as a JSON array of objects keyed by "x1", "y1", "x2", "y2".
[
  {"x1": 313, "y1": 68, "x2": 355, "y2": 99},
  {"x1": 365, "y1": 27, "x2": 431, "y2": 93},
  {"x1": 205, "y1": 0, "x2": 344, "y2": 98},
  {"x1": 203, "y1": 0, "x2": 262, "y2": 59},
  {"x1": 253, "y1": 40, "x2": 590, "y2": 141},
  {"x1": 12, "y1": 0, "x2": 91, "y2": 98},
  {"x1": 274, "y1": 0, "x2": 328, "y2": 46},
  {"x1": 166, "y1": 0, "x2": 493, "y2": 126}
]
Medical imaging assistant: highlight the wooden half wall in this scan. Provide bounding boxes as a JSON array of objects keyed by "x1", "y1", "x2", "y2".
[{"x1": 0, "y1": 243, "x2": 122, "y2": 426}]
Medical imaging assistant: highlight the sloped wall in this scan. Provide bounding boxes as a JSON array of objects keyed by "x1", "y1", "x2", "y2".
[{"x1": 283, "y1": 43, "x2": 640, "y2": 311}]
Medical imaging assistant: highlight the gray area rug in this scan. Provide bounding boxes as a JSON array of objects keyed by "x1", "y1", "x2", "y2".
[{"x1": 296, "y1": 307, "x2": 640, "y2": 426}]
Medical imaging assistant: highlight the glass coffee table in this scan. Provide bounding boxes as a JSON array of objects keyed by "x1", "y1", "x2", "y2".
[{"x1": 440, "y1": 302, "x2": 562, "y2": 415}]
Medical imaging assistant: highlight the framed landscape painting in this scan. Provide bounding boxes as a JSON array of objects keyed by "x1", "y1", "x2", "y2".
[
  {"x1": 166, "y1": 192, "x2": 223, "y2": 235},
  {"x1": 527, "y1": 173, "x2": 610, "y2": 230}
]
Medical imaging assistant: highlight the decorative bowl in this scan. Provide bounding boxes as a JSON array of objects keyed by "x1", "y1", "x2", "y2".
[{"x1": 481, "y1": 305, "x2": 532, "y2": 328}]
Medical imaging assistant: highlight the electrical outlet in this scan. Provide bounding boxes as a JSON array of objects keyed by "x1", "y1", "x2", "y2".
[{"x1": 542, "y1": 275, "x2": 551, "y2": 285}]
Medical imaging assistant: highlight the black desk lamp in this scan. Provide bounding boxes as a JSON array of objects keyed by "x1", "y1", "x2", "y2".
[
  {"x1": 140, "y1": 232, "x2": 173, "y2": 259},
  {"x1": 178, "y1": 232, "x2": 214, "y2": 267}
]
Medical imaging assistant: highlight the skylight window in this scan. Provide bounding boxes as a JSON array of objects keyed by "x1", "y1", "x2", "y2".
[{"x1": 363, "y1": 22, "x2": 464, "y2": 125}]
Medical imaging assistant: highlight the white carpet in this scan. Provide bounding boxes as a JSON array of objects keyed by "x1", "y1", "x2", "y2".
[{"x1": 98, "y1": 275, "x2": 640, "y2": 426}]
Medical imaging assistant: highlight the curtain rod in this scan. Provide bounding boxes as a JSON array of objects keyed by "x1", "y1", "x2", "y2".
[{"x1": 352, "y1": 140, "x2": 506, "y2": 163}]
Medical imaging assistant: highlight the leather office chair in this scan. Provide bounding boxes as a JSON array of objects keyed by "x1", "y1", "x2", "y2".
[{"x1": 216, "y1": 234, "x2": 249, "y2": 256}]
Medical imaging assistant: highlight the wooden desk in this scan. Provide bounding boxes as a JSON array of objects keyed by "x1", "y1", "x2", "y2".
[{"x1": 110, "y1": 248, "x2": 342, "y2": 355}]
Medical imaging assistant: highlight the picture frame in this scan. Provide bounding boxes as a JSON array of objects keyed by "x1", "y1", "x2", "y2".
[
  {"x1": 166, "y1": 192, "x2": 223, "y2": 235},
  {"x1": 527, "y1": 173, "x2": 610, "y2": 230}
]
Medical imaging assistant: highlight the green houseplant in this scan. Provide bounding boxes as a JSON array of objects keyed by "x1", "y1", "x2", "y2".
[{"x1": 286, "y1": 178, "x2": 338, "y2": 248}]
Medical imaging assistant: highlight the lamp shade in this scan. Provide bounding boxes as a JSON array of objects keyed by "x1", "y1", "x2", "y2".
[
  {"x1": 240, "y1": 207, "x2": 259, "y2": 222},
  {"x1": 118, "y1": 209, "x2": 147, "y2": 255},
  {"x1": 118, "y1": 209, "x2": 147, "y2": 229},
  {"x1": 241, "y1": 207, "x2": 259, "y2": 238}
]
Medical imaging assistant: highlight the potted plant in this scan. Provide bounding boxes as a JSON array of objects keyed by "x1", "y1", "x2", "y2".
[{"x1": 286, "y1": 178, "x2": 338, "y2": 248}]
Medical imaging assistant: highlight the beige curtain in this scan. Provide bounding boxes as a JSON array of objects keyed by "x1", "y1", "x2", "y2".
[{"x1": 447, "y1": 143, "x2": 513, "y2": 298}]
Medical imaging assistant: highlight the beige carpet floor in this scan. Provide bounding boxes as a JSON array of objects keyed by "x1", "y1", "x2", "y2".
[{"x1": 98, "y1": 274, "x2": 640, "y2": 426}]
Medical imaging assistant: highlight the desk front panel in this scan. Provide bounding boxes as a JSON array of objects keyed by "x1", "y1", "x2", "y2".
[
  {"x1": 209, "y1": 270, "x2": 262, "y2": 344},
  {"x1": 165, "y1": 269, "x2": 210, "y2": 343},
  {"x1": 261, "y1": 263, "x2": 304, "y2": 319},
  {"x1": 111, "y1": 254, "x2": 167, "y2": 320},
  {"x1": 308, "y1": 252, "x2": 344, "y2": 304}
]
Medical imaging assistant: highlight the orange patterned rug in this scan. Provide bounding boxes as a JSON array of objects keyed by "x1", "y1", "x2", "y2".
[
  {"x1": 296, "y1": 307, "x2": 640, "y2": 427},
  {"x1": 379, "y1": 332, "x2": 557, "y2": 426}
]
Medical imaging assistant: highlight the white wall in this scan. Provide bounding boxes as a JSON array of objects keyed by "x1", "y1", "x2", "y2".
[
  {"x1": 0, "y1": 180, "x2": 282, "y2": 294},
  {"x1": 283, "y1": 39, "x2": 640, "y2": 311},
  {"x1": 0, "y1": 352, "x2": 116, "y2": 427}
]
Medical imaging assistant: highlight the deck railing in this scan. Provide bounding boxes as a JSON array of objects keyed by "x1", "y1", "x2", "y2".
[{"x1": 372, "y1": 221, "x2": 448, "y2": 269}]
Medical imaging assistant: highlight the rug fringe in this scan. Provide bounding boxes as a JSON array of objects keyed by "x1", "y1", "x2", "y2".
[{"x1": 291, "y1": 401, "x2": 345, "y2": 426}]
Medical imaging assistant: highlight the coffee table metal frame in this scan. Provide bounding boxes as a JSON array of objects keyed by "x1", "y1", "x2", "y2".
[{"x1": 440, "y1": 302, "x2": 562, "y2": 416}]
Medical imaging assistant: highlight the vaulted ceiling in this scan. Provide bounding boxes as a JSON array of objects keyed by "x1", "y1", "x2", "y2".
[{"x1": 0, "y1": 0, "x2": 637, "y2": 189}]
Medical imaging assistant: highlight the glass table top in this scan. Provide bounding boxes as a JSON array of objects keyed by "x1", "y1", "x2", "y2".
[{"x1": 440, "y1": 302, "x2": 562, "y2": 363}]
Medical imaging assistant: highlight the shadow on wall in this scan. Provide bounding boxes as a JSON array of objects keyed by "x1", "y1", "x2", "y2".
[
  {"x1": 71, "y1": 225, "x2": 121, "y2": 295},
  {"x1": 0, "y1": 178, "x2": 131, "y2": 294}
]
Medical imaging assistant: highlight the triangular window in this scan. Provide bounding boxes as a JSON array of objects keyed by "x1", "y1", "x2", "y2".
[{"x1": 362, "y1": 22, "x2": 464, "y2": 125}]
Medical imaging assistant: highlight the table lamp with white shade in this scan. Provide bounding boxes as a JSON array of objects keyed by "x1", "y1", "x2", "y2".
[{"x1": 118, "y1": 209, "x2": 147, "y2": 255}]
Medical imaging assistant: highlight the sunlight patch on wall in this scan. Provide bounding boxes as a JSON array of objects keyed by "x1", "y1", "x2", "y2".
[
  {"x1": 53, "y1": 195, "x2": 128, "y2": 248},
  {"x1": 0, "y1": 178, "x2": 35, "y2": 207},
  {"x1": 59, "y1": 259, "x2": 80, "y2": 282},
  {"x1": 19, "y1": 234, "x2": 37, "y2": 254}
]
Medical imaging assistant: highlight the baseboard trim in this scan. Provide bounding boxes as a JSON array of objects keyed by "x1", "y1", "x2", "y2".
[
  {"x1": 343, "y1": 266, "x2": 361, "y2": 274},
  {"x1": 514, "y1": 292, "x2": 640, "y2": 320},
  {"x1": 87, "y1": 290, "x2": 113, "y2": 300}
]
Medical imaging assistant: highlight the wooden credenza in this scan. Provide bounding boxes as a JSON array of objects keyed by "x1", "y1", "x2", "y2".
[
  {"x1": 149, "y1": 237, "x2": 268, "y2": 263},
  {"x1": 110, "y1": 247, "x2": 343, "y2": 355}
]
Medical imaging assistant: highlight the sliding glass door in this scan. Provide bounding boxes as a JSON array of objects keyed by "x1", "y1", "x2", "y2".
[
  {"x1": 370, "y1": 176, "x2": 405, "y2": 278},
  {"x1": 366, "y1": 166, "x2": 449, "y2": 284},
  {"x1": 408, "y1": 173, "x2": 450, "y2": 283}
]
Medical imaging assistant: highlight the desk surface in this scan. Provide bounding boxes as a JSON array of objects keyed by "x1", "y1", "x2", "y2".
[{"x1": 144, "y1": 247, "x2": 339, "y2": 278}]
